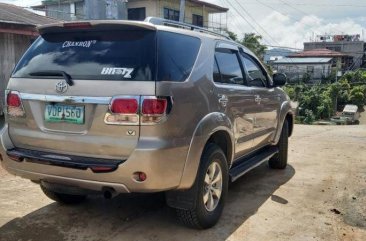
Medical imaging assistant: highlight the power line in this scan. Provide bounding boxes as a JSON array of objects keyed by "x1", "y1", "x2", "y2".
[
  {"x1": 241, "y1": 2, "x2": 366, "y2": 8},
  {"x1": 253, "y1": 0, "x2": 316, "y2": 30},
  {"x1": 232, "y1": 0, "x2": 280, "y2": 45},
  {"x1": 222, "y1": 0, "x2": 274, "y2": 46}
]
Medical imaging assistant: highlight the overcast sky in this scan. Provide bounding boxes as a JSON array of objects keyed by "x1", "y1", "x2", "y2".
[{"x1": 1, "y1": 0, "x2": 365, "y2": 49}]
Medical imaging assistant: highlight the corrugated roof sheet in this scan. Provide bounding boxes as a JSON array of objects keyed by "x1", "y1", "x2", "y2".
[
  {"x1": 273, "y1": 57, "x2": 333, "y2": 64},
  {"x1": 289, "y1": 48, "x2": 348, "y2": 57},
  {"x1": 0, "y1": 3, "x2": 58, "y2": 26}
]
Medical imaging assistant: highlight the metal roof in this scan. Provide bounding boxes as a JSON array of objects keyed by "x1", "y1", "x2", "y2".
[
  {"x1": 272, "y1": 57, "x2": 333, "y2": 64},
  {"x1": 289, "y1": 48, "x2": 348, "y2": 58},
  {"x1": 189, "y1": 0, "x2": 229, "y2": 12},
  {"x1": 0, "y1": 3, "x2": 58, "y2": 26}
]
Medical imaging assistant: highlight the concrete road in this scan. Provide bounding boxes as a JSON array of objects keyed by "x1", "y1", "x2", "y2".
[{"x1": 0, "y1": 124, "x2": 365, "y2": 241}]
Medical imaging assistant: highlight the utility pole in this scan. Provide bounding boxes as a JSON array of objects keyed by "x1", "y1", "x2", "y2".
[{"x1": 179, "y1": 0, "x2": 185, "y2": 22}]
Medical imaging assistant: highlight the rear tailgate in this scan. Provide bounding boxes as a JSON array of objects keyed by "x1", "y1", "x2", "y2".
[{"x1": 6, "y1": 22, "x2": 157, "y2": 159}]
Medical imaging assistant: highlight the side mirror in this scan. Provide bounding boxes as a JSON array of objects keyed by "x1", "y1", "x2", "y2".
[{"x1": 273, "y1": 73, "x2": 287, "y2": 87}]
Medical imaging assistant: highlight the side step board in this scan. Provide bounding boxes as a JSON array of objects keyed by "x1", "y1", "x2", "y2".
[{"x1": 229, "y1": 146, "x2": 279, "y2": 182}]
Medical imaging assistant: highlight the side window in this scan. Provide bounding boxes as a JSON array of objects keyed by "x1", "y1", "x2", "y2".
[
  {"x1": 214, "y1": 49, "x2": 244, "y2": 85},
  {"x1": 241, "y1": 54, "x2": 267, "y2": 87}
]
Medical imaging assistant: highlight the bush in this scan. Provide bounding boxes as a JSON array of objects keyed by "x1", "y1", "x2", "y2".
[
  {"x1": 285, "y1": 78, "x2": 365, "y2": 123},
  {"x1": 303, "y1": 110, "x2": 315, "y2": 124}
]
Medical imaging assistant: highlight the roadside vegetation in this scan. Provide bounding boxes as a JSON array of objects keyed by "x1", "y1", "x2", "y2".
[
  {"x1": 225, "y1": 30, "x2": 365, "y2": 125},
  {"x1": 284, "y1": 70, "x2": 366, "y2": 124}
]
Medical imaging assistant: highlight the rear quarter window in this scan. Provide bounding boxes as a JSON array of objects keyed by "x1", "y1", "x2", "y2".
[{"x1": 157, "y1": 31, "x2": 201, "y2": 82}]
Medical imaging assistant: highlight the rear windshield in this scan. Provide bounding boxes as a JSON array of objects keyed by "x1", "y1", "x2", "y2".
[{"x1": 12, "y1": 30, "x2": 201, "y2": 82}]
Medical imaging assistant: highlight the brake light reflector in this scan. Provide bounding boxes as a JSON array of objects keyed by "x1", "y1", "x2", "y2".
[
  {"x1": 111, "y1": 99, "x2": 138, "y2": 114},
  {"x1": 6, "y1": 91, "x2": 25, "y2": 117},
  {"x1": 142, "y1": 99, "x2": 167, "y2": 115}
]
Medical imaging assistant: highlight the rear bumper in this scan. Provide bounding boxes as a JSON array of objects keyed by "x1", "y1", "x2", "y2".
[{"x1": 0, "y1": 124, "x2": 190, "y2": 193}]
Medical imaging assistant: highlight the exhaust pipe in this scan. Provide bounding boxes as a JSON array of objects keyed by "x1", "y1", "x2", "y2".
[{"x1": 103, "y1": 187, "x2": 117, "y2": 199}]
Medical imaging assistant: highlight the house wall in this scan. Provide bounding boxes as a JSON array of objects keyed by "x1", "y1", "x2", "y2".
[
  {"x1": 126, "y1": 0, "x2": 209, "y2": 27},
  {"x1": 45, "y1": 0, "x2": 127, "y2": 21},
  {"x1": 304, "y1": 41, "x2": 365, "y2": 68},
  {"x1": 45, "y1": 3, "x2": 72, "y2": 21},
  {"x1": 0, "y1": 33, "x2": 34, "y2": 108},
  {"x1": 273, "y1": 63, "x2": 332, "y2": 82}
]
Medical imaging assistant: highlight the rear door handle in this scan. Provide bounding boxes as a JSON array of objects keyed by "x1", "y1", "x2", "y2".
[
  {"x1": 218, "y1": 94, "x2": 228, "y2": 107},
  {"x1": 254, "y1": 95, "x2": 261, "y2": 104}
]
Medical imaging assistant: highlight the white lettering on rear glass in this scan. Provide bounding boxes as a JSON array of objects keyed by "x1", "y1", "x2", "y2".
[
  {"x1": 101, "y1": 68, "x2": 134, "y2": 78},
  {"x1": 62, "y1": 40, "x2": 97, "y2": 48}
]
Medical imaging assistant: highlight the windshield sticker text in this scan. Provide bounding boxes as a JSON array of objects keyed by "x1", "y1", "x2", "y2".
[
  {"x1": 101, "y1": 68, "x2": 134, "y2": 78},
  {"x1": 62, "y1": 40, "x2": 97, "y2": 48}
]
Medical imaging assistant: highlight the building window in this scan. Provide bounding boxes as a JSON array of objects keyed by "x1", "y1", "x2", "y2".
[
  {"x1": 128, "y1": 7, "x2": 146, "y2": 20},
  {"x1": 192, "y1": 14, "x2": 203, "y2": 27},
  {"x1": 164, "y1": 8, "x2": 180, "y2": 21}
]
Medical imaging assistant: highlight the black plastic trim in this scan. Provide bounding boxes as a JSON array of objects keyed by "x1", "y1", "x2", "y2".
[
  {"x1": 6, "y1": 148, "x2": 125, "y2": 172},
  {"x1": 229, "y1": 146, "x2": 279, "y2": 182}
]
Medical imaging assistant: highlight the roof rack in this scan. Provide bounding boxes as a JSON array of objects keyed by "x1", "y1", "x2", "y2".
[{"x1": 145, "y1": 17, "x2": 231, "y2": 40}]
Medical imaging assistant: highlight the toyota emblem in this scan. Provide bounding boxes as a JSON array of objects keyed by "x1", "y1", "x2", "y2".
[{"x1": 55, "y1": 81, "x2": 68, "y2": 93}]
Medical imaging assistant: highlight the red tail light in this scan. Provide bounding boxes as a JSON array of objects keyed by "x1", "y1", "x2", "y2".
[
  {"x1": 142, "y1": 98, "x2": 167, "y2": 115},
  {"x1": 105, "y1": 97, "x2": 139, "y2": 125},
  {"x1": 6, "y1": 90, "x2": 25, "y2": 117},
  {"x1": 104, "y1": 96, "x2": 170, "y2": 125},
  {"x1": 7, "y1": 92, "x2": 21, "y2": 107},
  {"x1": 111, "y1": 99, "x2": 138, "y2": 114}
]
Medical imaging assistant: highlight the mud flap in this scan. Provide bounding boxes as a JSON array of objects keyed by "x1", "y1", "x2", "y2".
[{"x1": 165, "y1": 182, "x2": 199, "y2": 210}]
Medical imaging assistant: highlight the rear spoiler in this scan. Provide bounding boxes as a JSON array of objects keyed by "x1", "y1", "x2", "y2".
[{"x1": 38, "y1": 20, "x2": 157, "y2": 35}]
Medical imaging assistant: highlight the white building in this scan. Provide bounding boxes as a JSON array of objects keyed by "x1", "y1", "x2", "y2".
[{"x1": 272, "y1": 57, "x2": 333, "y2": 83}]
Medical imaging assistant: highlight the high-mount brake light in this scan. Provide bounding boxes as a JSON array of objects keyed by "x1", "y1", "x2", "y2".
[
  {"x1": 6, "y1": 90, "x2": 25, "y2": 118},
  {"x1": 63, "y1": 22, "x2": 92, "y2": 29}
]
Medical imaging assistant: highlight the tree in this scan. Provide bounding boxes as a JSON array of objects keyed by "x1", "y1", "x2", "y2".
[
  {"x1": 240, "y1": 33, "x2": 267, "y2": 59},
  {"x1": 225, "y1": 30, "x2": 238, "y2": 42},
  {"x1": 349, "y1": 85, "x2": 366, "y2": 108},
  {"x1": 226, "y1": 30, "x2": 267, "y2": 60}
]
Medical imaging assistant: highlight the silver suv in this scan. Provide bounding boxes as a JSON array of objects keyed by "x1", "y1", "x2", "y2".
[{"x1": 0, "y1": 18, "x2": 294, "y2": 229}]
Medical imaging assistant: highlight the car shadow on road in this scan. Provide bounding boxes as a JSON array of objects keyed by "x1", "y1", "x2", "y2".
[{"x1": 0, "y1": 163, "x2": 295, "y2": 241}]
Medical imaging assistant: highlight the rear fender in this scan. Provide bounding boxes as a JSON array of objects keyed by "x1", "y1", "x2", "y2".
[
  {"x1": 273, "y1": 101, "x2": 294, "y2": 145},
  {"x1": 178, "y1": 112, "x2": 234, "y2": 190}
]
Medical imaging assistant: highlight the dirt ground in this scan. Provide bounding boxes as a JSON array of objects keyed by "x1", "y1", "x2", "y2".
[{"x1": 0, "y1": 124, "x2": 365, "y2": 241}]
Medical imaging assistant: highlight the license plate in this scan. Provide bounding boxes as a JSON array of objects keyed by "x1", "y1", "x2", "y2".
[{"x1": 45, "y1": 104, "x2": 84, "y2": 124}]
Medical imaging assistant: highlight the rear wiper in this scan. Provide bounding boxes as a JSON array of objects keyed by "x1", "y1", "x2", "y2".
[{"x1": 29, "y1": 71, "x2": 74, "y2": 86}]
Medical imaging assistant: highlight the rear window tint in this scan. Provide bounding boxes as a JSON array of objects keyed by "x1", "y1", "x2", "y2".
[
  {"x1": 12, "y1": 30, "x2": 156, "y2": 81},
  {"x1": 157, "y1": 31, "x2": 201, "y2": 82},
  {"x1": 12, "y1": 30, "x2": 201, "y2": 82}
]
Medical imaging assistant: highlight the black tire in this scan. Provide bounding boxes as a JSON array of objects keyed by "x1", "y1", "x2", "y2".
[
  {"x1": 176, "y1": 144, "x2": 228, "y2": 229},
  {"x1": 269, "y1": 120, "x2": 288, "y2": 169},
  {"x1": 41, "y1": 185, "x2": 87, "y2": 205}
]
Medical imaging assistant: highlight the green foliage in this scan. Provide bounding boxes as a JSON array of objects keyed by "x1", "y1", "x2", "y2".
[
  {"x1": 340, "y1": 69, "x2": 366, "y2": 83},
  {"x1": 240, "y1": 33, "x2": 267, "y2": 59},
  {"x1": 226, "y1": 30, "x2": 267, "y2": 60},
  {"x1": 303, "y1": 109, "x2": 315, "y2": 124},
  {"x1": 349, "y1": 85, "x2": 366, "y2": 108},
  {"x1": 286, "y1": 78, "x2": 366, "y2": 124},
  {"x1": 225, "y1": 30, "x2": 238, "y2": 42}
]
